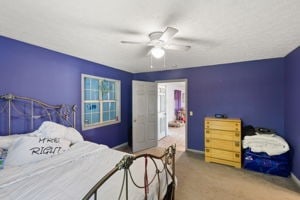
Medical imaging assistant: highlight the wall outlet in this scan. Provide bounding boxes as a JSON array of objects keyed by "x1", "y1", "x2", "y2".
[{"x1": 189, "y1": 111, "x2": 193, "y2": 116}]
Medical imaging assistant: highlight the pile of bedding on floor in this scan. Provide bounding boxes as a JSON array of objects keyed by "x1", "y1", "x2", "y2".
[{"x1": 242, "y1": 127, "x2": 290, "y2": 177}]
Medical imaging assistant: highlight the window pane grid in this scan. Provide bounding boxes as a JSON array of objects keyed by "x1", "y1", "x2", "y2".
[
  {"x1": 102, "y1": 101, "x2": 116, "y2": 122},
  {"x1": 84, "y1": 103, "x2": 100, "y2": 125},
  {"x1": 83, "y1": 75, "x2": 120, "y2": 128},
  {"x1": 101, "y1": 80, "x2": 116, "y2": 101}
]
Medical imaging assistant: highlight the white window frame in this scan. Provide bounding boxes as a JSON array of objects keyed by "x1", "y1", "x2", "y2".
[{"x1": 81, "y1": 74, "x2": 121, "y2": 131}]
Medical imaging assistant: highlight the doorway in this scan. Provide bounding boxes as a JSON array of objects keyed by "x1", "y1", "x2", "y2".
[{"x1": 157, "y1": 80, "x2": 187, "y2": 152}]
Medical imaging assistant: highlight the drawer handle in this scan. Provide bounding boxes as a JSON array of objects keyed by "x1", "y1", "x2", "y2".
[
  {"x1": 235, "y1": 132, "x2": 239, "y2": 137},
  {"x1": 206, "y1": 130, "x2": 210, "y2": 134},
  {"x1": 206, "y1": 139, "x2": 210, "y2": 143},
  {"x1": 235, "y1": 153, "x2": 240, "y2": 158},
  {"x1": 206, "y1": 149, "x2": 210, "y2": 152},
  {"x1": 235, "y1": 141, "x2": 240, "y2": 147},
  {"x1": 235, "y1": 128, "x2": 239, "y2": 131}
]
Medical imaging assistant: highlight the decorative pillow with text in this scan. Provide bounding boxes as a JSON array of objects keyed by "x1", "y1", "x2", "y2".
[
  {"x1": 30, "y1": 121, "x2": 84, "y2": 144},
  {"x1": 4, "y1": 136, "x2": 70, "y2": 167}
]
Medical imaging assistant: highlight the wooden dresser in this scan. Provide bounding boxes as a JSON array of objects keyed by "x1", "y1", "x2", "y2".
[{"x1": 204, "y1": 117, "x2": 241, "y2": 168}]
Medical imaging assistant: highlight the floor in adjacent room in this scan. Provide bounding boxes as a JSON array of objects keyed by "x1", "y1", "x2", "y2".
[
  {"x1": 158, "y1": 125, "x2": 185, "y2": 151},
  {"x1": 117, "y1": 145, "x2": 300, "y2": 200}
]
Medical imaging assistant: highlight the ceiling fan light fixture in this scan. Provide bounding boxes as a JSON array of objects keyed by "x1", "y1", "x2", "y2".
[{"x1": 151, "y1": 47, "x2": 165, "y2": 59}]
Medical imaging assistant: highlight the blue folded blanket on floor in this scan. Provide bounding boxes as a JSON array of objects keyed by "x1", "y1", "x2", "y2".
[{"x1": 243, "y1": 148, "x2": 290, "y2": 177}]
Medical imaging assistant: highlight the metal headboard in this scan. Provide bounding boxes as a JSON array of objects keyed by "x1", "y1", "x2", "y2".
[{"x1": 0, "y1": 93, "x2": 77, "y2": 135}]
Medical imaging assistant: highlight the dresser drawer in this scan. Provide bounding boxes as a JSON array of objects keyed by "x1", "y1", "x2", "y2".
[
  {"x1": 205, "y1": 157, "x2": 241, "y2": 168},
  {"x1": 205, "y1": 138, "x2": 241, "y2": 151},
  {"x1": 205, "y1": 120, "x2": 241, "y2": 131},
  {"x1": 205, "y1": 148, "x2": 241, "y2": 162},
  {"x1": 205, "y1": 129, "x2": 240, "y2": 141}
]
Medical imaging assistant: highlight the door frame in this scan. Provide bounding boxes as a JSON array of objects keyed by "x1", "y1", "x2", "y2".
[
  {"x1": 155, "y1": 79, "x2": 188, "y2": 151},
  {"x1": 157, "y1": 84, "x2": 167, "y2": 140}
]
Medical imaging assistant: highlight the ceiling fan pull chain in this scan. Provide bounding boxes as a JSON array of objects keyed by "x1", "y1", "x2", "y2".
[{"x1": 150, "y1": 54, "x2": 153, "y2": 69}]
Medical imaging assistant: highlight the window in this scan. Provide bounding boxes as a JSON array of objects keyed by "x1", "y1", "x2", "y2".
[{"x1": 81, "y1": 74, "x2": 121, "y2": 130}]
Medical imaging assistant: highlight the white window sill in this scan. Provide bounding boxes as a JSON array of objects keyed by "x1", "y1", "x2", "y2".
[{"x1": 82, "y1": 120, "x2": 121, "y2": 131}]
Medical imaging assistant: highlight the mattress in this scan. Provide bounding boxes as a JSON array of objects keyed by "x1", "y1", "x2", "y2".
[{"x1": 243, "y1": 148, "x2": 290, "y2": 177}]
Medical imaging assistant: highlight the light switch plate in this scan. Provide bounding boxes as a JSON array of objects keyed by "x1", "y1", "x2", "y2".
[{"x1": 189, "y1": 111, "x2": 193, "y2": 116}]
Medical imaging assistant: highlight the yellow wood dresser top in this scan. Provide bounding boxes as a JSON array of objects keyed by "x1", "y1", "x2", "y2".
[{"x1": 205, "y1": 117, "x2": 241, "y2": 122}]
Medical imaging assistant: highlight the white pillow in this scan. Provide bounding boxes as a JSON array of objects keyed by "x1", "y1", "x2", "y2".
[
  {"x1": 31, "y1": 121, "x2": 84, "y2": 144},
  {"x1": 4, "y1": 136, "x2": 70, "y2": 167},
  {"x1": 0, "y1": 134, "x2": 31, "y2": 149},
  {"x1": 34, "y1": 121, "x2": 67, "y2": 138},
  {"x1": 65, "y1": 127, "x2": 84, "y2": 144}
]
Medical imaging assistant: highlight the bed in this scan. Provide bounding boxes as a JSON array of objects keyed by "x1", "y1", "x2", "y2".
[{"x1": 0, "y1": 94, "x2": 176, "y2": 200}]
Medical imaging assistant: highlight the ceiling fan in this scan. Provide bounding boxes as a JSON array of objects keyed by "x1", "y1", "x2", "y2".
[{"x1": 120, "y1": 27, "x2": 191, "y2": 59}]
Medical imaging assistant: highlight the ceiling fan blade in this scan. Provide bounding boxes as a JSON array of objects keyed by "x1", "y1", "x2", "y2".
[
  {"x1": 159, "y1": 27, "x2": 178, "y2": 42},
  {"x1": 164, "y1": 44, "x2": 191, "y2": 51},
  {"x1": 175, "y1": 37, "x2": 219, "y2": 47},
  {"x1": 146, "y1": 48, "x2": 152, "y2": 56},
  {"x1": 120, "y1": 41, "x2": 148, "y2": 45},
  {"x1": 131, "y1": 46, "x2": 152, "y2": 57}
]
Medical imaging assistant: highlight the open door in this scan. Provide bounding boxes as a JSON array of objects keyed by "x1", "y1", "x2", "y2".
[
  {"x1": 158, "y1": 84, "x2": 167, "y2": 140},
  {"x1": 132, "y1": 80, "x2": 157, "y2": 152}
]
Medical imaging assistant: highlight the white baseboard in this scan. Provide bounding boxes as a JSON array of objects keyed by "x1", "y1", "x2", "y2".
[
  {"x1": 113, "y1": 142, "x2": 128, "y2": 149},
  {"x1": 291, "y1": 173, "x2": 300, "y2": 189},
  {"x1": 186, "y1": 148, "x2": 205, "y2": 154}
]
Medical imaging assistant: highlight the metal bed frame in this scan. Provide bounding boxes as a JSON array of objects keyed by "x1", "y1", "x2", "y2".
[
  {"x1": 83, "y1": 144, "x2": 176, "y2": 200},
  {"x1": 0, "y1": 93, "x2": 176, "y2": 200},
  {"x1": 0, "y1": 93, "x2": 77, "y2": 134}
]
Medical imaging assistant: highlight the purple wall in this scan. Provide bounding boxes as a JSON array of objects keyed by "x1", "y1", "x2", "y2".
[
  {"x1": 284, "y1": 47, "x2": 300, "y2": 179},
  {"x1": 1, "y1": 36, "x2": 293, "y2": 174},
  {"x1": 0, "y1": 36, "x2": 132, "y2": 147},
  {"x1": 134, "y1": 59, "x2": 285, "y2": 151}
]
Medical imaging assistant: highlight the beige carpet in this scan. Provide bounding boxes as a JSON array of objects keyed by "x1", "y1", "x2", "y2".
[
  {"x1": 175, "y1": 152, "x2": 299, "y2": 200},
  {"x1": 117, "y1": 146, "x2": 300, "y2": 200}
]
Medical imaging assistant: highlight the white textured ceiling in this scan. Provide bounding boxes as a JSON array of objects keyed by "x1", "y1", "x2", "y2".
[{"x1": 0, "y1": 0, "x2": 299, "y2": 73}]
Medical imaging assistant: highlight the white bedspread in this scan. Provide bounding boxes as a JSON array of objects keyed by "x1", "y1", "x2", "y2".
[
  {"x1": 0, "y1": 141, "x2": 171, "y2": 200},
  {"x1": 243, "y1": 134, "x2": 289, "y2": 156}
]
